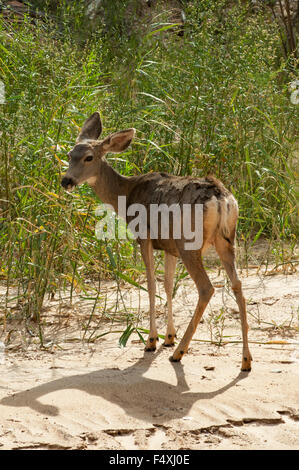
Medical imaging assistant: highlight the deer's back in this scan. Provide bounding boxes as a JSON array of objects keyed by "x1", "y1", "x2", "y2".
[
  {"x1": 127, "y1": 172, "x2": 229, "y2": 206},
  {"x1": 126, "y1": 172, "x2": 238, "y2": 256}
]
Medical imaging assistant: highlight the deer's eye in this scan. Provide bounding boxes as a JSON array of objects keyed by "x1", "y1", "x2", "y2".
[{"x1": 85, "y1": 155, "x2": 93, "y2": 162}]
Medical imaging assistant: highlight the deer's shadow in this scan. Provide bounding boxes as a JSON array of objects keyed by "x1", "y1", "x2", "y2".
[{"x1": 1, "y1": 348, "x2": 249, "y2": 423}]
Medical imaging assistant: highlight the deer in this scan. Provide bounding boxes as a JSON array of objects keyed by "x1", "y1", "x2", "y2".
[{"x1": 61, "y1": 112, "x2": 252, "y2": 371}]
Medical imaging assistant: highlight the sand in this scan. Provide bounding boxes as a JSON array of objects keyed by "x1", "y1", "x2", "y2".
[{"x1": 0, "y1": 268, "x2": 298, "y2": 450}]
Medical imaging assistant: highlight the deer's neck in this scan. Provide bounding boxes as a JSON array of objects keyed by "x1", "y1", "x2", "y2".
[{"x1": 88, "y1": 159, "x2": 133, "y2": 212}]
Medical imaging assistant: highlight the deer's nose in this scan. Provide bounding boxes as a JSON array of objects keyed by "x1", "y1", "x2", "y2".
[{"x1": 61, "y1": 176, "x2": 75, "y2": 189}]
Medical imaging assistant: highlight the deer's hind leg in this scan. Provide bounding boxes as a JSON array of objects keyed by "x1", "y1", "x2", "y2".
[
  {"x1": 215, "y1": 236, "x2": 252, "y2": 371},
  {"x1": 163, "y1": 252, "x2": 177, "y2": 347},
  {"x1": 140, "y1": 239, "x2": 159, "y2": 351},
  {"x1": 171, "y1": 249, "x2": 214, "y2": 362}
]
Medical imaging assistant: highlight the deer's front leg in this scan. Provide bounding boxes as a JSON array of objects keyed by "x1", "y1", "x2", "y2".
[
  {"x1": 163, "y1": 252, "x2": 177, "y2": 347},
  {"x1": 140, "y1": 239, "x2": 158, "y2": 351}
]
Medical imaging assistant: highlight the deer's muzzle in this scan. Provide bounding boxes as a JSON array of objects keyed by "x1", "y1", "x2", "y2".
[{"x1": 61, "y1": 176, "x2": 76, "y2": 191}]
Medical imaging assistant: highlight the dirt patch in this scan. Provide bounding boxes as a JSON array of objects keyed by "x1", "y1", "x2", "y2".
[{"x1": 0, "y1": 268, "x2": 298, "y2": 449}]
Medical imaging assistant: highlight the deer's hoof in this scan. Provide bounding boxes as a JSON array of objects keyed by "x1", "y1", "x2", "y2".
[
  {"x1": 170, "y1": 349, "x2": 185, "y2": 362},
  {"x1": 241, "y1": 355, "x2": 252, "y2": 372},
  {"x1": 163, "y1": 333, "x2": 176, "y2": 347},
  {"x1": 169, "y1": 355, "x2": 180, "y2": 362},
  {"x1": 145, "y1": 345, "x2": 156, "y2": 352},
  {"x1": 145, "y1": 336, "x2": 159, "y2": 352}
]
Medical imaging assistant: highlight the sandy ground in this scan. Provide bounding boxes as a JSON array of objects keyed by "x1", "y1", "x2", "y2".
[{"x1": 0, "y1": 267, "x2": 298, "y2": 450}]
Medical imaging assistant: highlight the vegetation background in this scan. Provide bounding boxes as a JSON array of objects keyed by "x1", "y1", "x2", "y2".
[{"x1": 0, "y1": 0, "x2": 298, "y2": 345}]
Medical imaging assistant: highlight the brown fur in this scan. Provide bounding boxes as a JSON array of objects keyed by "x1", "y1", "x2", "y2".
[{"x1": 61, "y1": 112, "x2": 252, "y2": 371}]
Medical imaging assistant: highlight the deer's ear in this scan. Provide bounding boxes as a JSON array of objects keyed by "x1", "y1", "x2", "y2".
[
  {"x1": 76, "y1": 112, "x2": 102, "y2": 143},
  {"x1": 101, "y1": 128, "x2": 136, "y2": 154}
]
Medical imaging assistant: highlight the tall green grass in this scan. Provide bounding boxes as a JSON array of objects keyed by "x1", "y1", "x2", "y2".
[{"x1": 0, "y1": 0, "x2": 298, "y2": 342}]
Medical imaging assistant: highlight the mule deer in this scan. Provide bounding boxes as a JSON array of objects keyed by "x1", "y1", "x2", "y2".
[{"x1": 61, "y1": 112, "x2": 252, "y2": 371}]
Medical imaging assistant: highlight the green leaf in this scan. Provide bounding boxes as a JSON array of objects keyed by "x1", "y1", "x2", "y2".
[
  {"x1": 106, "y1": 245, "x2": 117, "y2": 269},
  {"x1": 119, "y1": 324, "x2": 135, "y2": 348},
  {"x1": 115, "y1": 271, "x2": 148, "y2": 291},
  {"x1": 145, "y1": 23, "x2": 180, "y2": 38}
]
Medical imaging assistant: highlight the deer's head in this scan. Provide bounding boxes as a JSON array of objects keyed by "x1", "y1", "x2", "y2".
[{"x1": 61, "y1": 112, "x2": 135, "y2": 191}]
